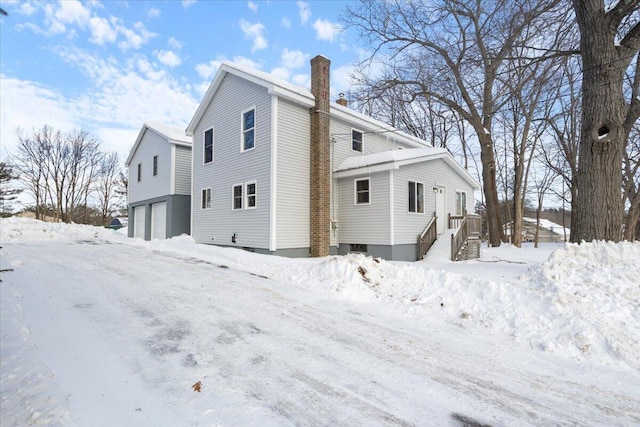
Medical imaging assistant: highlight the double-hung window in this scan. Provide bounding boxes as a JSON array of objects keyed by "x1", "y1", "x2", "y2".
[
  {"x1": 352, "y1": 129, "x2": 363, "y2": 153},
  {"x1": 456, "y1": 191, "x2": 467, "y2": 215},
  {"x1": 233, "y1": 184, "x2": 243, "y2": 210},
  {"x1": 355, "y1": 178, "x2": 370, "y2": 205},
  {"x1": 153, "y1": 155, "x2": 158, "y2": 176},
  {"x1": 245, "y1": 181, "x2": 257, "y2": 209},
  {"x1": 204, "y1": 128, "x2": 213, "y2": 164},
  {"x1": 201, "y1": 188, "x2": 211, "y2": 209},
  {"x1": 408, "y1": 181, "x2": 425, "y2": 213},
  {"x1": 242, "y1": 108, "x2": 255, "y2": 151}
]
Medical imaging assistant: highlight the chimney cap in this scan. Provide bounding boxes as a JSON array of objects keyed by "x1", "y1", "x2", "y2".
[{"x1": 336, "y1": 93, "x2": 348, "y2": 107}]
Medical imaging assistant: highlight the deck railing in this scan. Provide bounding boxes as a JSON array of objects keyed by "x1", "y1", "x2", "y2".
[
  {"x1": 417, "y1": 216, "x2": 438, "y2": 260},
  {"x1": 450, "y1": 214, "x2": 481, "y2": 261}
]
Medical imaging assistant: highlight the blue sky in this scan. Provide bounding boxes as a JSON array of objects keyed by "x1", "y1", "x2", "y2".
[{"x1": 0, "y1": 0, "x2": 364, "y2": 161}]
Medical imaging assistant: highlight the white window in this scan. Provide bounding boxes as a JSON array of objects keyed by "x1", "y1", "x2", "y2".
[
  {"x1": 456, "y1": 191, "x2": 467, "y2": 215},
  {"x1": 354, "y1": 178, "x2": 370, "y2": 205},
  {"x1": 232, "y1": 184, "x2": 243, "y2": 210},
  {"x1": 352, "y1": 129, "x2": 363, "y2": 153},
  {"x1": 245, "y1": 181, "x2": 257, "y2": 209},
  {"x1": 201, "y1": 188, "x2": 211, "y2": 209},
  {"x1": 204, "y1": 128, "x2": 213, "y2": 164},
  {"x1": 241, "y1": 108, "x2": 255, "y2": 152},
  {"x1": 408, "y1": 181, "x2": 425, "y2": 213},
  {"x1": 153, "y1": 155, "x2": 158, "y2": 176}
]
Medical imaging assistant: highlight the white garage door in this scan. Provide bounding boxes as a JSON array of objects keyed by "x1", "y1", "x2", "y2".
[
  {"x1": 151, "y1": 202, "x2": 167, "y2": 240},
  {"x1": 134, "y1": 206, "x2": 145, "y2": 239}
]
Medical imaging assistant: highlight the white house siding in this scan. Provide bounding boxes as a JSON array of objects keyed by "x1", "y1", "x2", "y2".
[
  {"x1": 393, "y1": 159, "x2": 475, "y2": 244},
  {"x1": 275, "y1": 98, "x2": 311, "y2": 250},
  {"x1": 128, "y1": 129, "x2": 172, "y2": 203},
  {"x1": 191, "y1": 73, "x2": 272, "y2": 249},
  {"x1": 174, "y1": 145, "x2": 192, "y2": 195},
  {"x1": 337, "y1": 172, "x2": 391, "y2": 245}
]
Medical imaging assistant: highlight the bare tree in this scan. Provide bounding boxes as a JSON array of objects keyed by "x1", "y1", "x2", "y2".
[
  {"x1": 344, "y1": 0, "x2": 568, "y2": 246},
  {"x1": 571, "y1": 0, "x2": 640, "y2": 242},
  {"x1": 530, "y1": 165, "x2": 558, "y2": 248},
  {"x1": 13, "y1": 126, "x2": 104, "y2": 224},
  {"x1": 95, "y1": 152, "x2": 122, "y2": 227},
  {"x1": 623, "y1": 121, "x2": 640, "y2": 239},
  {"x1": 0, "y1": 162, "x2": 23, "y2": 216}
]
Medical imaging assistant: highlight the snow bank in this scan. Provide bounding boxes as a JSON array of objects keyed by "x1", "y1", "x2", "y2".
[{"x1": 2, "y1": 218, "x2": 638, "y2": 370}]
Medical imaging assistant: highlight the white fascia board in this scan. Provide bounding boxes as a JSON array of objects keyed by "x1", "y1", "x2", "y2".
[
  {"x1": 269, "y1": 85, "x2": 315, "y2": 108},
  {"x1": 334, "y1": 162, "x2": 397, "y2": 179}
]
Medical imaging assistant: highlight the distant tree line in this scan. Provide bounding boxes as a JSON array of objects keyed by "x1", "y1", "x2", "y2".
[
  {"x1": 344, "y1": 0, "x2": 639, "y2": 244},
  {"x1": 5, "y1": 125, "x2": 127, "y2": 227}
]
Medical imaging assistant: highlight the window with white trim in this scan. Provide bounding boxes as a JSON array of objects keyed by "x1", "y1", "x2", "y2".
[
  {"x1": 137, "y1": 163, "x2": 141, "y2": 182},
  {"x1": 204, "y1": 128, "x2": 213, "y2": 164},
  {"x1": 233, "y1": 184, "x2": 243, "y2": 210},
  {"x1": 456, "y1": 191, "x2": 467, "y2": 215},
  {"x1": 242, "y1": 108, "x2": 255, "y2": 151},
  {"x1": 201, "y1": 188, "x2": 211, "y2": 209},
  {"x1": 352, "y1": 129, "x2": 363, "y2": 153},
  {"x1": 355, "y1": 178, "x2": 370, "y2": 205},
  {"x1": 245, "y1": 181, "x2": 257, "y2": 209},
  {"x1": 408, "y1": 181, "x2": 425, "y2": 213},
  {"x1": 153, "y1": 155, "x2": 158, "y2": 176}
]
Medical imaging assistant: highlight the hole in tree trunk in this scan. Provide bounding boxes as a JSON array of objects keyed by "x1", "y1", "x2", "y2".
[{"x1": 597, "y1": 125, "x2": 609, "y2": 140}]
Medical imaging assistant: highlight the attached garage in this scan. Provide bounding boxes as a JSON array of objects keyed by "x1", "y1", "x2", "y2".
[
  {"x1": 134, "y1": 206, "x2": 146, "y2": 239},
  {"x1": 151, "y1": 202, "x2": 167, "y2": 240}
]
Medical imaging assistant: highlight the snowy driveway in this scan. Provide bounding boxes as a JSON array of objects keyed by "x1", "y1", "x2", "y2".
[{"x1": 1, "y1": 238, "x2": 639, "y2": 426}]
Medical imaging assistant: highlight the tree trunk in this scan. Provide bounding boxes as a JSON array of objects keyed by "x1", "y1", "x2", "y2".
[
  {"x1": 478, "y1": 132, "x2": 505, "y2": 246},
  {"x1": 571, "y1": 0, "x2": 636, "y2": 242}
]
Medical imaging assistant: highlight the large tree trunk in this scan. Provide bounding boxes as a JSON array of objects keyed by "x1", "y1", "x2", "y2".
[
  {"x1": 478, "y1": 132, "x2": 505, "y2": 246},
  {"x1": 571, "y1": 0, "x2": 640, "y2": 242}
]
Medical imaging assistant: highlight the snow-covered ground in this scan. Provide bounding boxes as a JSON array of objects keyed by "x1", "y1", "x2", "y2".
[{"x1": 1, "y1": 217, "x2": 639, "y2": 426}]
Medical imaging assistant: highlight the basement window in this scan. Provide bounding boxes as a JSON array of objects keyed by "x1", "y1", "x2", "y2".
[{"x1": 350, "y1": 244, "x2": 368, "y2": 252}]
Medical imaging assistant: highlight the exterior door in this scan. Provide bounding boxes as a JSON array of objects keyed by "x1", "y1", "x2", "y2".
[
  {"x1": 151, "y1": 202, "x2": 167, "y2": 240},
  {"x1": 134, "y1": 206, "x2": 145, "y2": 239},
  {"x1": 436, "y1": 186, "x2": 446, "y2": 234}
]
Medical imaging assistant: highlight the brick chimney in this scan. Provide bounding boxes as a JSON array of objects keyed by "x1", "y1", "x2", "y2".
[
  {"x1": 309, "y1": 55, "x2": 331, "y2": 257},
  {"x1": 336, "y1": 93, "x2": 348, "y2": 107}
]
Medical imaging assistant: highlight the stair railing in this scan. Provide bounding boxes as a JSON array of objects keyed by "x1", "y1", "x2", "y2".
[{"x1": 418, "y1": 216, "x2": 438, "y2": 260}]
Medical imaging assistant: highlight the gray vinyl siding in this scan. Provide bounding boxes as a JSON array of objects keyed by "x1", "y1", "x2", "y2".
[
  {"x1": 174, "y1": 145, "x2": 192, "y2": 195},
  {"x1": 128, "y1": 129, "x2": 172, "y2": 203},
  {"x1": 275, "y1": 98, "x2": 310, "y2": 249},
  {"x1": 337, "y1": 171, "x2": 391, "y2": 245},
  {"x1": 329, "y1": 116, "x2": 416, "y2": 170},
  {"x1": 191, "y1": 73, "x2": 272, "y2": 249},
  {"x1": 393, "y1": 159, "x2": 475, "y2": 244}
]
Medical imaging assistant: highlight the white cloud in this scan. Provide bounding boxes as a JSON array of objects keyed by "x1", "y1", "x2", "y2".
[
  {"x1": 313, "y1": 19, "x2": 340, "y2": 43},
  {"x1": 332, "y1": 64, "x2": 357, "y2": 98},
  {"x1": 195, "y1": 55, "x2": 261, "y2": 80},
  {"x1": 292, "y1": 74, "x2": 309, "y2": 87},
  {"x1": 118, "y1": 21, "x2": 156, "y2": 50},
  {"x1": 155, "y1": 50, "x2": 182, "y2": 68},
  {"x1": 181, "y1": 0, "x2": 196, "y2": 8},
  {"x1": 147, "y1": 7, "x2": 161, "y2": 19},
  {"x1": 281, "y1": 17, "x2": 291, "y2": 29},
  {"x1": 247, "y1": 1, "x2": 258, "y2": 12},
  {"x1": 168, "y1": 37, "x2": 183, "y2": 50},
  {"x1": 239, "y1": 19, "x2": 267, "y2": 52},
  {"x1": 270, "y1": 67, "x2": 290, "y2": 80},
  {"x1": 88, "y1": 16, "x2": 117, "y2": 45},
  {"x1": 281, "y1": 48, "x2": 308, "y2": 69},
  {"x1": 297, "y1": 1, "x2": 310, "y2": 24},
  {"x1": 18, "y1": 2, "x2": 37, "y2": 16}
]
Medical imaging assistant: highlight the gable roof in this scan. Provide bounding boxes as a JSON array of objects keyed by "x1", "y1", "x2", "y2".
[
  {"x1": 523, "y1": 217, "x2": 571, "y2": 237},
  {"x1": 185, "y1": 61, "x2": 429, "y2": 149},
  {"x1": 125, "y1": 122, "x2": 192, "y2": 166},
  {"x1": 334, "y1": 147, "x2": 481, "y2": 189}
]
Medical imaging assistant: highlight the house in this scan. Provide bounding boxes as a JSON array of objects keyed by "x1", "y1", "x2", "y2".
[
  {"x1": 503, "y1": 217, "x2": 570, "y2": 243},
  {"x1": 126, "y1": 123, "x2": 192, "y2": 240},
  {"x1": 183, "y1": 55, "x2": 480, "y2": 261}
]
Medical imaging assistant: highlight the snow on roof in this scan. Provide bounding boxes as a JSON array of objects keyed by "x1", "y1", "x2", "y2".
[
  {"x1": 334, "y1": 147, "x2": 481, "y2": 189},
  {"x1": 144, "y1": 122, "x2": 192, "y2": 145},
  {"x1": 524, "y1": 217, "x2": 571, "y2": 237}
]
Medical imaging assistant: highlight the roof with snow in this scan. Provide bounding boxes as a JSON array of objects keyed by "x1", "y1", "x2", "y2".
[
  {"x1": 185, "y1": 61, "x2": 430, "y2": 149},
  {"x1": 125, "y1": 123, "x2": 192, "y2": 166},
  {"x1": 523, "y1": 217, "x2": 571, "y2": 237},
  {"x1": 334, "y1": 147, "x2": 481, "y2": 189}
]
